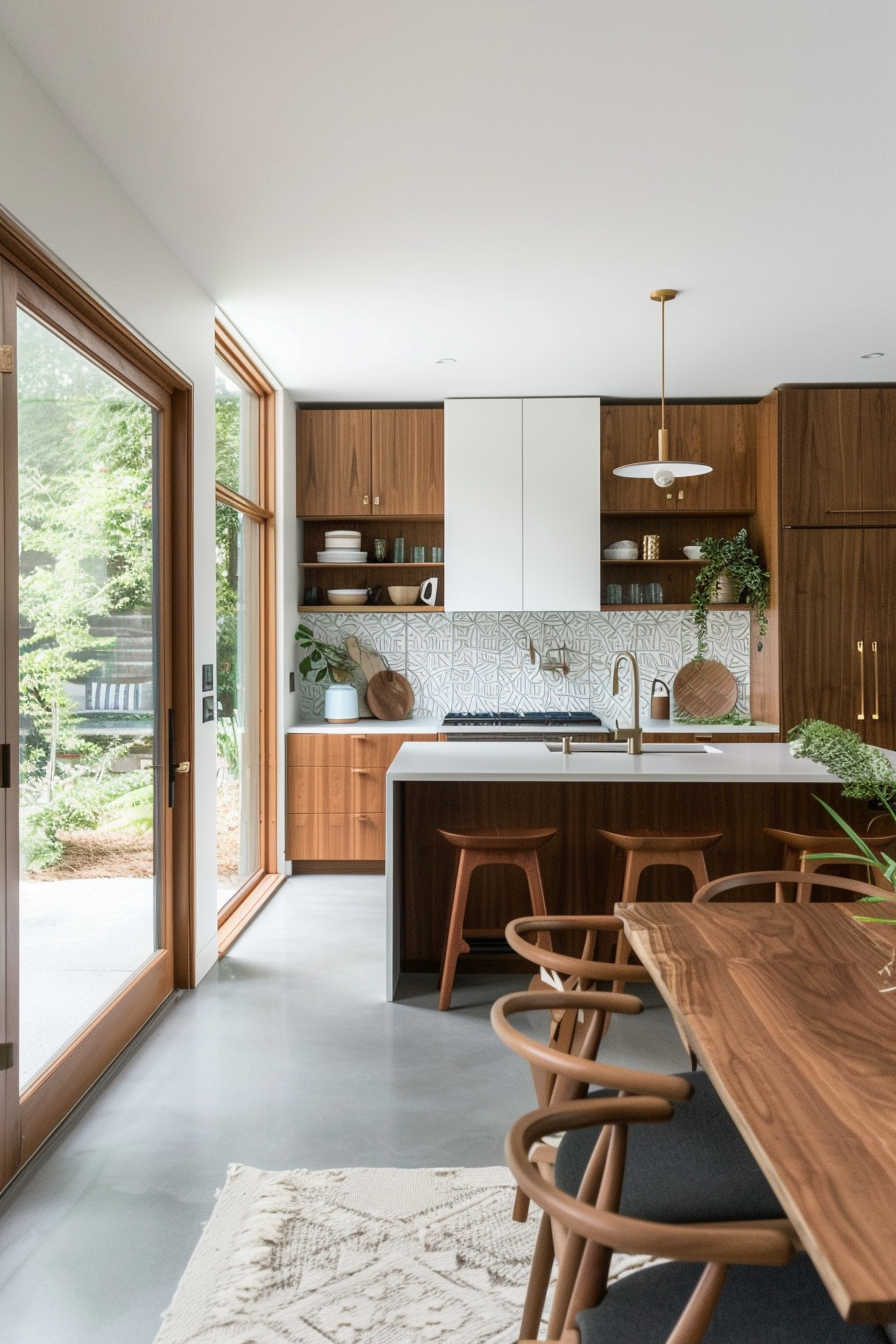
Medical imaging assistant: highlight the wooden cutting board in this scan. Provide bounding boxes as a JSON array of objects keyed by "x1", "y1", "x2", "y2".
[
  {"x1": 344, "y1": 636, "x2": 387, "y2": 683},
  {"x1": 365, "y1": 669, "x2": 415, "y2": 721},
  {"x1": 672, "y1": 659, "x2": 738, "y2": 718}
]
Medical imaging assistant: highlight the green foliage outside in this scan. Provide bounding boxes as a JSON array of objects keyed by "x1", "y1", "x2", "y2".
[
  {"x1": 18, "y1": 311, "x2": 156, "y2": 870},
  {"x1": 215, "y1": 373, "x2": 241, "y2": 776}
]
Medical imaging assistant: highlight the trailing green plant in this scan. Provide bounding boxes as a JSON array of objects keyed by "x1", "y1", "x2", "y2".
[
  {"x1": 294, "y1": 623, "x2": 356, "y2": 683},
  {"x1": 689, "y1": 529, "x2": 769, "y2": 660},
  {"x1": 787, "y1": 719, "x2": 896, "y2": 922},
  {"x1": 673, "y1": 711, "x2": 754, "y2": 726}
]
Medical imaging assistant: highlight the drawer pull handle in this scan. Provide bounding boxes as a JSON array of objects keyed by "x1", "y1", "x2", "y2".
[
  {"x1": 872, "y1": 640, "x2": 880, "y2": 721},
  {"x1": 857, "y1": 640, "x2": 866, "y2": 721}
]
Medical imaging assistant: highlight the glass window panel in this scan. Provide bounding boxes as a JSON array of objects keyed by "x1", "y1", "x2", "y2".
[
  {"x1": 215, "y1": 361, "x2": 259, "y2": 504},
  {"x1": 17, "y1": 308, "x2": 158, "y2": 1090},
  {"x1": 215, "y1": 502, "x2": 260, "y2": 906}
]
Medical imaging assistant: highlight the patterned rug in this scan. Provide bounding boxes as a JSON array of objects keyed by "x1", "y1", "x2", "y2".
[{"x1": 153, "y1": 1164, "x2": 653, "y2": 1344}]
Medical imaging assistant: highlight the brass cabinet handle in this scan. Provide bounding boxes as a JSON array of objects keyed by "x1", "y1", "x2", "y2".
[
  {"x1": 175, "y1": 761, "x2": 191, "y2": 774},
  {"x1": 872, "y1": 641, "x2": 880, "y2": 721},
  {"x1": 828, "y1": 509, "x2": 896, "y2": 513},
  {"x1": 857, "y1": 641, "x2": 866, "y2": 721},
  {"x1": 374, "y1": 495, "x2": 380, "y2": 505},
  {"x1": 363, "y1": 494, "x2": 369, "y2": 505},
  {"x1": 351, "y1": 768, "x2": 368, "y2": 775}
]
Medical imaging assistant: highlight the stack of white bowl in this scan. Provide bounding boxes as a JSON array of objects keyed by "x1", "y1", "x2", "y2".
[
  {"x1": 602, "y1": 539, "x2": 639, "y2": 561},
  {"x1": 318, "y1": 529, "x2": 367, "y2": 563}
]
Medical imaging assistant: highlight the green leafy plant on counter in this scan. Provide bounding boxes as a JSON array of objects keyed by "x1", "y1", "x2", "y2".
[
  {"x1": 689, "y1": 530, "x2": 770, "y2": 660},
  {"x1": 787, "y1": 719, "x2": 896, "y2": 923},
  {"x1": 294, "y1": 623, "x2": 357, "y2": 683}
]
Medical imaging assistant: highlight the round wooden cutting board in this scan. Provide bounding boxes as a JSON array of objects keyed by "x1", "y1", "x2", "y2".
[
  {"x1": 672, "y1": 659, "x2": 738, "y2": 718},
  {"x1": 365, "y1": 669, "x2": 415, "y2": 721}
]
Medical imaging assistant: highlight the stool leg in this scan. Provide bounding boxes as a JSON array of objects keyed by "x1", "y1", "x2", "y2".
[
  {"x1": 680, "y1": 851, "x2": 710, "y2": 897},
  {"x1": 776, "y1": 844, "x2": 800, "y2": 903},
  {"x1": 438, "y1": 849, "x2": 475, "y2": 1011},
  {"x1": 519, "y1": 851, "x2": 552, "y2": 950},
  {"x1": 798, "y1": 854, "x2": 824, "y2": 903},
  {"x1": 613, "y1": 852, "x2": 649, "y2": 995}
]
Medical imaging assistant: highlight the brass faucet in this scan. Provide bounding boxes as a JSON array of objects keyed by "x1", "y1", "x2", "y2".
[{"x1": 611, "y1": 651, "x2": 643, "y2": 755}]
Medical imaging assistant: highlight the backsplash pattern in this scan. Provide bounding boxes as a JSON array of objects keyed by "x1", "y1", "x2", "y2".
[{"x1": 296, "y1": 610, "x2": 752, "y2": 723}]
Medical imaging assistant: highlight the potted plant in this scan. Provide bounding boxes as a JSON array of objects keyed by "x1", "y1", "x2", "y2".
[
  {"x1": 689, "y1": 529, "x2": 770, "y2": 659},
  {"x1": 294, "y1": 623, "x2": 356, "y2": 682},
  {"x1": 788, "y1": 718, "x2": 896, "y2": 923}
]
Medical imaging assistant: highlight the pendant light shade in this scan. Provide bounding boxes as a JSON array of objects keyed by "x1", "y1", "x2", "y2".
[{"x1": 613, "y1": 290, "x2": 712, "y2": 485}]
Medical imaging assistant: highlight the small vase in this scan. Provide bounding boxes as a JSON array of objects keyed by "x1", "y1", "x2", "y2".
[{"x1": 712, "y1": 571, "x2": 741, "y2": 604}]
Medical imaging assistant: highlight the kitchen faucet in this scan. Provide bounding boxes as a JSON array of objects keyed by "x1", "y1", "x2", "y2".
[{"x1": 611, "y1": 651, "x2": 643, "y2": 755}]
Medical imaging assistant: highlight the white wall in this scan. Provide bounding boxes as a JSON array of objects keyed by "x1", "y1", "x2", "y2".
[{"x1": 0, "y1": 34, "x2": 220, "y2": 982}]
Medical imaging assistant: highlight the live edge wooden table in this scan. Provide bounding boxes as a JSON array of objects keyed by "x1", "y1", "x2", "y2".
[{"x1": 618, "y1": 900, "x2": 896, "y2": 1326}]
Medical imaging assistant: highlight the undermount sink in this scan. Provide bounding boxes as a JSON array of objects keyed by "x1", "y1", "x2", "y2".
[{"x1": 545, "y1": 741, "x2": 721, "y2": 755}]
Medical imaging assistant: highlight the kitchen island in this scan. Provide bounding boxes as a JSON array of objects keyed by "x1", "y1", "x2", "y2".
[{"x1": 384, "y1": 741, "x2": 877, "y2": 998}]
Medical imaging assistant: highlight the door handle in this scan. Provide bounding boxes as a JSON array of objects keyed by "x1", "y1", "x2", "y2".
[
  {"x1": 857, "y1": 641, "x2": 866, "y2": 721},
  {"x1": 872, "y1": 641, "x2": 880, "y2": 721},
  {"x1": 1, "y1": 744, "x2": 10, "y2": 790},
  {"x1": 363, "y1": 495, "x2": 369, "y2": 505},
  {"x1": 373, "y1": 495, "x2": 380, "y2": 506}
]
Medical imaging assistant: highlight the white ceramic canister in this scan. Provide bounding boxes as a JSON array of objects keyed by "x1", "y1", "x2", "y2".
[{"x1": 324, "y1": 683, "x2": 359, "y2": 723}]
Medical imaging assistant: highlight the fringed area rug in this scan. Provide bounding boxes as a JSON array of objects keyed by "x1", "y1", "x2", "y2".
[{"x1": 154, "y1": 1164, "x2": 653, "y2": 1344}]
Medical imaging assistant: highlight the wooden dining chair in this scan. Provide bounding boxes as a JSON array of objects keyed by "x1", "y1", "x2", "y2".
[
  {"x1": 506, "y1": 1097, "x2": 886, "y2": 1344},
  {"x1": 493, "y1": 924, "x2": 787, "y2": 1339},
  {"x1": 693, "y1": 869, "x2": 889, "y2": 904}
]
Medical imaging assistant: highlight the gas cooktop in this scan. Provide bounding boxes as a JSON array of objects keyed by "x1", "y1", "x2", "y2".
[{"x1": 442, "y1": 711, "x2": 603, "y2": 727}]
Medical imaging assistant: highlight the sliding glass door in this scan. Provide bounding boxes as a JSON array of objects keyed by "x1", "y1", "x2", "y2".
[
  {"x1": 16, "y1": 309, "x2": 160, "y2": 1089},
  {"x1": 0, "y1": 247, "x2": 191, "y2": 1183}
]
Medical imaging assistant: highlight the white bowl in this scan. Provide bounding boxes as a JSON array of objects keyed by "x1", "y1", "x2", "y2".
[
  {"x1": 606, "y1": 540, "x2": 637, "y2": 549},
  {"x1": 317, "y1": 550, "x2": 368, "y2": 563},
  {"x1": 603, "y1": 546, "x2": 638, "y2": 560},
  {"x1": 325, "y1": 530, "x2": 361, "y2": 546},
  {"x1": 327, "y1": 589, "x2": 368, "y2": 606},
  {"x1": 683, "y1": 545, "x2": 704, "y2": 560}
]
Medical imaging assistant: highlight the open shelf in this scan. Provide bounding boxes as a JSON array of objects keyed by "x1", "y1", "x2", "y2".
[
  {"x1": 299, "y1": 604, "x2": 444, "y2": 613},
  {"x1": 299, "y1": 562, "x2": 444, "y2": 570},
  {"x1": 602, "y1": 603, "x2": 749, "y2": 612}
]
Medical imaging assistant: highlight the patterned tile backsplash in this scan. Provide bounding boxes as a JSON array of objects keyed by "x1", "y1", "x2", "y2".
[{"x1": 296, "y1": 609, "x2": 753, "y2": 723}]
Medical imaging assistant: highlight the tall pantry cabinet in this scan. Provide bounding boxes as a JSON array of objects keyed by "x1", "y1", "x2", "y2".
[{"x1": 775, "y1": 387, "x2": 896, "y2": 749}]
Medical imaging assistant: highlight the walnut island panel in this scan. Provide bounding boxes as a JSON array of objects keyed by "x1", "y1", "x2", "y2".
[{"x1": 383, "y1": 741, "x2": 886, "y2": 999}]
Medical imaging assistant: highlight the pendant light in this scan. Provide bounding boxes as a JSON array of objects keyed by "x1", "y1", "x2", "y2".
[{"x1": 613, "y1": 289, "x2": 712, "y2": 487}]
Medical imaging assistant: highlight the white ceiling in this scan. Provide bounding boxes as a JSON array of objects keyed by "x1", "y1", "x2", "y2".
[{"x1": 1, "y1": 1, "x2": 895, "y2": 402}]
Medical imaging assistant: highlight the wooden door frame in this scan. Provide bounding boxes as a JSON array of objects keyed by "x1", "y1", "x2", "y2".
[
  {"x1": 214, "y1": 322, "x2": 283, "y2": 952},
  {"x1": 0, "y1": 208, "x2": 194, "y2": 1174}
]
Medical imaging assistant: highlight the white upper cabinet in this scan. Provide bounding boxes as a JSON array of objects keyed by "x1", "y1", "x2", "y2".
[
  {"x1": 444, "y1": 396, "x2": 600, "y2": 612},
  {"x1": 444, "y1": 398, "x2": 523, "y2": 611},
  {"x1": 522, "y1": 397, "x2": 601, "y2": 610}
]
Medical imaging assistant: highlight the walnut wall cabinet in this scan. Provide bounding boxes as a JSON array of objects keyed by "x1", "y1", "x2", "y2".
[
  {"x1": 779, "y1": 387, "x2": 896, "y2": 527},
  {"x1": 297, "y1": 407, "x2": 444, "y2": 517},
  {"x1": 285, "y1": 732, "x2": 437, "y2": 864},
  {"x1": 601, "y1": 402, "x2": 757, "y2": 515}
]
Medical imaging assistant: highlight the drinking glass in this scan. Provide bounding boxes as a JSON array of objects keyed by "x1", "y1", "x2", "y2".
[
  {"x1": 373, "y1": 538, "x2": 387, "y2": 562},
  {"x1": 392, "y1": 537, "x2": 405, "y2": 563},
  {"x1": 625, "y1": 582, "x2": 642, "y2": 605},
  {"x1": 604, "y1": 583, "x2": 622, "y2": 604},
  {"x1": 430, "y1": 546, "x2": 443, "y2": 563},
  {"x1": 412, "y1": 545, "x2": 425, "y2": 563}
]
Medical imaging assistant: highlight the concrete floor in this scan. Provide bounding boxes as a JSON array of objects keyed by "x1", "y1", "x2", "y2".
[{"x1": 0, "y1": 874, "x2": 686, "y2": 1344}]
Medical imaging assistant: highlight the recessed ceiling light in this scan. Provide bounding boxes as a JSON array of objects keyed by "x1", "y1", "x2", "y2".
[
  {"x1": 861, "y1": 352, "x2": 885, "y2": 359},
  {"x1": 435, "y1": 357, "x2": 456, "y2": 364}
]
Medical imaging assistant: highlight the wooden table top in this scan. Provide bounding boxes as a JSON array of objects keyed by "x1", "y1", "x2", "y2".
[{"x1": 617, "y1": 901, "x2": 896, "y2": 1325}]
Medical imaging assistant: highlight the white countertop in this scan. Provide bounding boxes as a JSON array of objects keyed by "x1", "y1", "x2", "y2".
[
  {"x1": 288, "y1": 717, "x2": 442, "y2": 735},
  {"x1": 385, "y1": 740, "x2": 864, "y2": 786}
]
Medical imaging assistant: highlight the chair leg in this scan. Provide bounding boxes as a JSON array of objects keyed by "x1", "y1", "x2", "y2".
[
  {"x1": 438, "y1": 849, "x2": 475, "y2": 1011},
  {"x1": 518, "y1": 1207, "x2": 555, "y2": 1341},
  {"x1": 775, "y1": 844, "x2": 801, "y2": 903},
  {"x1": 797, "y1": 855, "x2": 822, "y2": 904}
]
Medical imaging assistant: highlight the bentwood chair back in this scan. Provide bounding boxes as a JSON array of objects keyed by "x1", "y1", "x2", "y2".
[
  {"x1": 693, "y1": 869, "x2": 887, "y2": 904},
  {"x1": 506, "y1": 1099, "x2": 886, "y2": 1344},
  {"x1": 504, "y1": 913, "x2": 654, "y2": 1099}
]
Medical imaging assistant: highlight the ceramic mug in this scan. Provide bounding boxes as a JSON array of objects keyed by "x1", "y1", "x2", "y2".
[{"x1": 419, "y1": 576, "x2": 439, "y2": 606}]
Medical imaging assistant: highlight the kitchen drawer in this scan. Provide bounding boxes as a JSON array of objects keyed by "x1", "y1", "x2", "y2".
[
  {"x1": 350, "y1": 732, "x2": 436, "y2": 767},
  {"x1": 351, "y1": 812, "x2": 386, "y2": 860},
  {"x1": 287, "y1": 734, "x2": 352, "y2": 767},
  {"x1": 287, "y1": 765, "x2": 386, "y2": 814},
  {"x1": 285, "y1": 811, "x2": 353, "y2": 861}
]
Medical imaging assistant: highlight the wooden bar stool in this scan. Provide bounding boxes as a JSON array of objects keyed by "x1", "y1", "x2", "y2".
[
  {"x1": 436, "y1": 827, "x2": 557, "y2": 1010},
  {"x1": 764, "y1": 826, "x2": 896, "y2": 901},
  {"x1": 597, "y1": 828, "x2": 723, "y2": 991}
]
